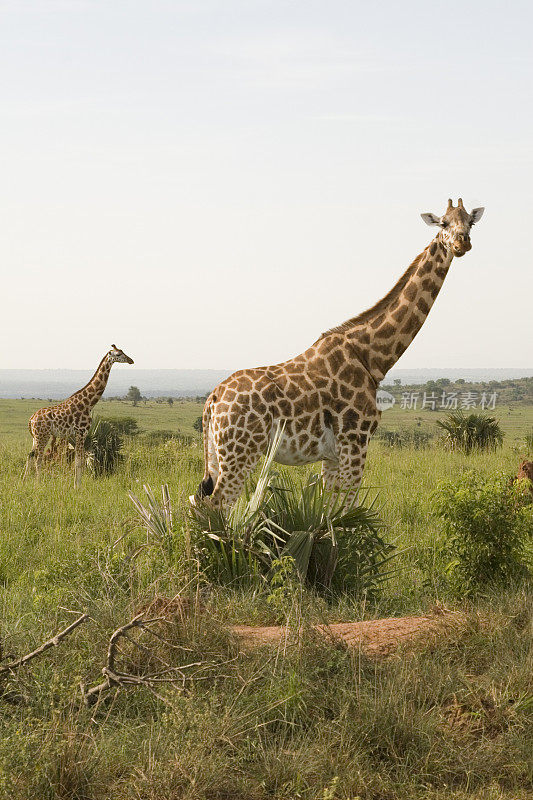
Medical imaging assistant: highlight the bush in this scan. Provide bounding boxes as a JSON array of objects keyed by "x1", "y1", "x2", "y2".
[
  {"x1": 188, "y1": 433, "x2": 395, "y2": 598},
  {"x1": 85, "y1": 418, "x2": 125, "y2": 476},
  {"x1": 377, "y1": 427, "x2": 433, "y2": 449},
  {"x1": 435, "y1": 472, "x2": 532, "y2": 595},
  {"x1": 260, "y1": 472, "x2": 396, "y2": 597},
  {"x1": 436, "y1": 411, "x2": 503, "y2": 454},
  {"x1": 100, "y1": 416, "x2": 140, "y2": 436}
]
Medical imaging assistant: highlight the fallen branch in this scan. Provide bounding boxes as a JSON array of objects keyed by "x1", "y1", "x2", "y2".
[
  {"x1": 0, "y1": 614, "x2": 88, "y2": 676},
  {"x1": 81, "y1": 612, "x2": 206, "y2": 707}
]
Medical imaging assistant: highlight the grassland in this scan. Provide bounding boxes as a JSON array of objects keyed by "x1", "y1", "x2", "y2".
[{"x1": 0, "y1": 399, "x2": 532, "y2": 799}]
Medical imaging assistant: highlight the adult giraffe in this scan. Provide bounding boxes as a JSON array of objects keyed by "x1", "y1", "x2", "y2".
[
  {"x1": 23, "y1": 345, "x2": 134, "y2": 487},
  {"x1": 195, "y1": 199, "x2": 484, "y2": 507}
]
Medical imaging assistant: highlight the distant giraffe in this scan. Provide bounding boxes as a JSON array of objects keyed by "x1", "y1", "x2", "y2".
[
  {"x1": 23, "y1": 345, "x2": 134, "y2": 487},
  {"x1": 516, "y1": 460, "x2": 533, "y2": 496},
  {"x1": 194, "y1": 199, "x2": 484, "y2": 507}
]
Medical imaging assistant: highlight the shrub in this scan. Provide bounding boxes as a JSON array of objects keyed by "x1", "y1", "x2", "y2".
[
  {"x1": 188, "y1": 431, "x2": 395, "y2": 597},
  {"x1": 143, "y1": 430, "x2": 181, "y2": 444},
  {"x1": 100, "y1": 416, "x2": 140, "y2": 436},
  {"x1": 260, "y1": 472, "x2": 395, "y2": 597},
  {"x1": 85, "y1": 418, "x2": 125, "y2": 476},
  {"x1": 435, "y1": 472, "x2": 532, "y2": 595},
  {"x1": 436, "y1": 411, "x2": 503, "y2": 454},
  {"x1": 377, "y1": 427, "x2": 433, "y2": 449}
]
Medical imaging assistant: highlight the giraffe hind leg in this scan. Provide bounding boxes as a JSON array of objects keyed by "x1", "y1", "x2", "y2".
[
  {"x1": 191, "y1": 422, "x2": 220, "y2": 505},
  {"x1": 23, "y1": 433, "x2": 50, "y2": 483}
]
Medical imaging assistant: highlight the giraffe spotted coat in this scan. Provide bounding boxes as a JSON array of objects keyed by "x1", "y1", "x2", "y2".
[
  {"x1": 24, "y1": 345, "x2": 134, "y2": 487},
  {"x1": 195, "y1": 199, "x2": 484, "y2": 508}
]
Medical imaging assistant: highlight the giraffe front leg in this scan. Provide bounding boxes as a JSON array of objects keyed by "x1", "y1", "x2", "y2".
[
  {"x1": 74, "y1": 432, "x2": 85, "y2": 489},
  {"x1": 321, "y1": 433, "x2": 370, "y2": 505},
  {"x1": 208, "y1": 445, "x2": 263, "y2": 510}
]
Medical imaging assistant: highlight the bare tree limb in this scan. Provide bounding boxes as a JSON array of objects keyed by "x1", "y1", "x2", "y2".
[
  {"x1": 0, "y1": 614, "x2": 88, "y2": 676},
  {"x1": 81, "y1": 612, "x2": 208, "y2": 707}
]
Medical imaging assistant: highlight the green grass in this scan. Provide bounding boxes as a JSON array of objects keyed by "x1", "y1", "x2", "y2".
[
  {"x1": 0, "y1": 400, "x2": 532, "y2": 799},
  {"x1": 0, "y1": 398, "x2": 204, "y2": 445}
]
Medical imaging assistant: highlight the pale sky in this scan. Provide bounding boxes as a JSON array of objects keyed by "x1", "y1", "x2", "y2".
[{"x1": 1, "y1": 0, "x2": 532, "y2": 372}]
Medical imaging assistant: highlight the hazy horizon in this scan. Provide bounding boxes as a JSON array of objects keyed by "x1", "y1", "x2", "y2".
[
  {"x1": 1, "y1": 1, "x2": 532, "y2": 371},
  {"x1": 1, "y1": 366, "x2": 531, "y2": 401}
]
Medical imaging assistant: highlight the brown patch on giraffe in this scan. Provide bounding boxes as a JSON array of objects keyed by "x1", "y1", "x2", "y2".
[
  {"x1": 339, "y1": 383, "x2": 353, "y2": 401},
  {"x1": 375, "y1": 322, "x2": 395, "y2": 339},
  {"x1": 236, "y1": 376, "x2": 253, "y2": 392},
  {"x1": 402, "y1": 315, "x2": 421, "y2": 336},
  {"x1": 278, "y1": 399, "x2": 293, "y2": 417},
  {"x1": 338, "y1": 365, "x2": 353, "y2": 383},
  {"x1": 327, "y1": 349, "x2": 345, "y2": 373},
  {"x1": 312, "y1": 356, "x2": 327, "y2": 374},
  {"x1": 285, "y1": 382, "x2": 302, "y2": 401},
  {"x1": 262, "y1": 386, "x2": 278, "y2": 403},
  {"x1": 429, "y1": 242, "x2": 437, "y2": 256},
  {"x1": 372, "y1": 356, "x2": 389, "y2": 375},
  {"x1": 370, "y1": 314, "x2": 385, "y2": 329},
  {"x1": 417, "y1": 298, "x2": 430, "y2": 315},
  {"x1": 404, "y1": 284, "x2": 417, "y2": 302},
  {"x1": 302, "y1": 393, "x2": 320, "y2": 413},
  {"x1": 392, "y1": 305, "x2": 408, "y2": 323},
  {"x1": 395, "y1": 342, "x2": 405, "y2": 357},
  {"x1": 342, "y1": 409, "x2": 359, "y2": 431}
]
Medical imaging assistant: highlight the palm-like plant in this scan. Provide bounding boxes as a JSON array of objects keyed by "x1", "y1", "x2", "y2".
[
  {"x1": 436, "y1": 411, "x2": 503, "y2": 454},
  {"x1": 85, "y1": 418, "x2": 125, "y2": 475},
  {"x1": 188, "y1": 425, "x2": 395, "y2": 596}
]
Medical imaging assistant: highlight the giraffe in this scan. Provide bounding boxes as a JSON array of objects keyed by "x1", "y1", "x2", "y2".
[
  {"x1": 193, "y1": 199, "x2": 484, "y2": 508},
  {"x1": 23, "y1": 345, "x2": 134, "y2": 487}
]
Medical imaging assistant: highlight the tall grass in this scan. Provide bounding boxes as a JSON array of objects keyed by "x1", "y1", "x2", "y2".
[{"x1": 0, "y1": 411, "x2": 531, "y2": 799}]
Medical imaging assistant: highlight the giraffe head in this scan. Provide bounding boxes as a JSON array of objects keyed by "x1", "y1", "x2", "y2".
[
  {"x1": 421, "y1": 198, "x2": 484, "y2": 258},
  {"x1": 108, "y1": 344, "x2": 134, "y2": 364}
]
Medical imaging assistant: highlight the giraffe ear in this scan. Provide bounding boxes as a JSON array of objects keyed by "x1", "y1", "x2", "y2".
[
  {"x1": 420, "y1": 213, "x2": 442, "y2": 226},
  {"x1": 470, "y1": 207, "x2": 485, "y2": 225}
]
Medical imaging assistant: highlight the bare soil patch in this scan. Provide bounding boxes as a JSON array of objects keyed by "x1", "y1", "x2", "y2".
[{"x1": 232, "y1": 610, "x2": 469, "y2": 658}]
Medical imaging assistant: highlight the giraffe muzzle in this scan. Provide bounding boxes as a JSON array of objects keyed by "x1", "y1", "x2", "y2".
[{"x1": 453, "y1": 240, "x2": 471, "y2": 257}]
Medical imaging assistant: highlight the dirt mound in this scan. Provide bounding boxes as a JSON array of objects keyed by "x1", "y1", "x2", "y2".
[{"x1": 232, "y1": 610, "x2": 468, "y2": 658}]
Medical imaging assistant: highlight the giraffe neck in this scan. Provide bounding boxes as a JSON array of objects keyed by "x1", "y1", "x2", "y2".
[
  {"x1": 69, "y1": 354, "x2": 113, "y2": 409},
  {"x1": 320, "y1": 235, "x2": 454, "y2": 384}
]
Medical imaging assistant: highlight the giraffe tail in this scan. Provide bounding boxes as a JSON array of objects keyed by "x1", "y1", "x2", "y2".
[{"x1": 191, "y1": 394, "x2": 216, "y2": 503}]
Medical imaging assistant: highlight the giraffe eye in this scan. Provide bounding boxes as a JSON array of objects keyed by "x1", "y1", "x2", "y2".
[{"x1": 440, "y1": 220, "x2": 448, "y2": 229}]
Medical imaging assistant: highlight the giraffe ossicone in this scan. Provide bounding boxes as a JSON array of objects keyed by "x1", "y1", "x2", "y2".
[
  {"x1": 23, "y1": 345, "x2": 134, "y2": 488},
  {"x1": 194, "y1": 199, "x2": 484, "y2": 508}
]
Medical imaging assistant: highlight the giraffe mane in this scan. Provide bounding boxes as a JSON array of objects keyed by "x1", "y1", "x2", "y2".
[
  {"x1": 66, "y1": 353, "x2": 109, "y2": 400},
  {"x1": 318, "y1": 249, "x2": 426, "y2": 339}
]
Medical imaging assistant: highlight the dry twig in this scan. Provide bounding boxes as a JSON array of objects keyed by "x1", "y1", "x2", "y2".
[
  {"x1": 81, "y1": 612, "x2": 206, "y2": 707},
  {"x1": 0, "y1": 614, "x2": 88, "y2": 676}
]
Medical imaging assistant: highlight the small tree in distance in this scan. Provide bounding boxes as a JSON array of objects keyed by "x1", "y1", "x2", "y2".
[{"x1": 127, "y1": 386, "x2": 142, "y2": 407}]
